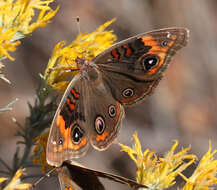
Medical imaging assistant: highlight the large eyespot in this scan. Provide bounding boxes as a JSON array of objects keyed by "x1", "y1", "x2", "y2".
[
  {"x1": 95, "y1": 116, "x2": 105, "y2": 135},
  {"x1": 142, "y1": 55, "x2": 159, "y2": 71},
  {"x1": 71, "y1": 124, "x2": 84, "y2": 144},
  {"x1": 108, "y1": 105, "x2": 116, "y2": 118},
  {"x1": 122, "y1": 88, "x2": 134, "y2": 98}
]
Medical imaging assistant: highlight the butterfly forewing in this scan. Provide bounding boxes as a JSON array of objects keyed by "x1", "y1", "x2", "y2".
[
  {"x1": 94, "y1": 28, "x2": 188, "y2": 79},
  {"x1": 93, "y1": 28, "x2": 189, "y2": 106},
  {"x1": 47, "y1": 75, "x2": 90, "y2": 167}
]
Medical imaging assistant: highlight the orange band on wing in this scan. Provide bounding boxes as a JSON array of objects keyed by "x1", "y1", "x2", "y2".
[
  {"x1": 111, "y1": 49, "x2": 120, "y2": 61},
  {"x1": 65, "y1": 188, "x2": 72, "y2": 190},
  {"x1": 141, "y1": 35, "x2": 176, "y2": 52},
  {"x1": 141, "y1": 35, "x2": 168, "y2": 52},
  {"x1": 96, "y1": 131, "x2": 109, "y2": 142},
  {"x1": 141, "y1": 35, "x2": 157, "y2": 46},
  {"x1": 123, "y1": 45, "x2": 132, "y2": 57},
  {"x1": 66, "y1": 98, "x2": 75, "y2": 110},
  {"x1": 71, "y1": 89, "x2": 79, "y2": 99},
  {"x1": 68, "y1": 136, "x2": 87, "y2": 150},
  {"x1": 120, "y1": 94, "x2": 139, "y2": 104},
  {"x1": 141, "y1": 35, "x2": 176, "y2": 75},
  {"x1": 57, "y1": 114, "x2": 66, "y2": 133},
  {"x1": 56, "y1": 115, "x2": 87, "y2": 151}
]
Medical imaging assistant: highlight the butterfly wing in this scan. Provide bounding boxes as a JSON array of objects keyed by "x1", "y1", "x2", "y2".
[
  {"x1": 58, "y1": 163, "x2": 105, "y2": 190},
  {"x1": 83, "y1": 67, "x2": 125, "y2": 150},
  {"x1": 58, "y1": 162, "x2": 146, "y2": 190},
  {"x1": 46, "y1": 75, "x2": 90, "y2": 167},
  {"x1": 93, "y1": 28, "x2": 189, "y2": 106}
]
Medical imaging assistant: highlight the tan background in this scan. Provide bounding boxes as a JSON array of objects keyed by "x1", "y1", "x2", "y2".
[{"x1": 0, "y1": 0, "x2": 217, "y2": 189}]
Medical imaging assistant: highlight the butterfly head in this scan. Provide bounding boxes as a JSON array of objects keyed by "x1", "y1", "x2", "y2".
[{"x1": 75, "y1": 57, "x2": 92, "y2": 74}]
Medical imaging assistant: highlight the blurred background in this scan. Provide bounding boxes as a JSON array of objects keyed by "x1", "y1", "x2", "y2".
[{"x1": 0, "y1": 0, "x2": 217, "y2": 189}]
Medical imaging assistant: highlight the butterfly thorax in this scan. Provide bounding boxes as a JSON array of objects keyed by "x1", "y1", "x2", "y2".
[{"x1": 75, "y1": 56, "x2": 100, "y2": 82}]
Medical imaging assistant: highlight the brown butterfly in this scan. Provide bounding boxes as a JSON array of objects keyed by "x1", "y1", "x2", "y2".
[{"x1": 46, "y1": 27, "x2": 189, "y2": 189}]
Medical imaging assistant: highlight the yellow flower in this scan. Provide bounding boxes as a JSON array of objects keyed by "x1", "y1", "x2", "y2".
[
  {"x1": 1, "y1": 169, "x2": 31, "y2": 190},
  {"x1": 182, "y1": 141, "x2": 217, "y2": 190},
  {"x1": 0, "y1": 27, "x2": 20, "y2": 61},
  {"x1": 33, "y1": 129, "x2": 52, "y2": 172},
  {"x1": 0, "y1": 0, "x2": 59, "y2": 61},
  {"x1": 119, "y1": 133, "x2": 196, "y2": 190},
  {"x1": 44, "y1": 19, "x2": 117, "y2": 93},
  {"x1": 0, "y1": 0, "x2": 59, "y2": 35}
]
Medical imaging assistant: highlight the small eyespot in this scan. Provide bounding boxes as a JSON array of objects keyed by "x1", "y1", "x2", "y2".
[
  {"x1": 142, "y1": 55, "x2": 159, "y2": 71},
  {"x1": 58, "y1": 139, "x2": 63, "y2": 145},
  {"x1": 122, "y1": 88, "x2": 134, "y2": 98},
  {"x1": 95, "y1": 116, "x2": 105, "y2": 135},
  {"x1": 108, "y1": 105, "x2": 116, "y2": 117},
  {"x1": 71, "y1": 124, "x2": 84, "y2": 144},
  {"x1": 162, "y1": 40, "x2": 168, "y2": 46}
]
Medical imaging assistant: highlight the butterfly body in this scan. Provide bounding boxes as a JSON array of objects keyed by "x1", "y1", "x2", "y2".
[{"x1": 47, "y1": 28, "x2": 189, "y2": 168}]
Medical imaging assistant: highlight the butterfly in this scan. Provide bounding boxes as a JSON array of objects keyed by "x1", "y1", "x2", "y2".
[{"x1": 45, "y1": 27, "x2": 189, "y2": 189}]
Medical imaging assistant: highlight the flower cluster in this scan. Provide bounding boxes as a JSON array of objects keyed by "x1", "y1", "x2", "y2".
[
  {"x1": 119, "y1": 133, "x2": 217, "y2": 190},
  {"x1": 0, "y1": 0, "x2": 59, "y2": 61},
  {"x1": 0, "y1": 1, "x2": 58, "y2": 189},
  {"x1": 0, "y1": 0, "x2": 58, "y2": 116}
]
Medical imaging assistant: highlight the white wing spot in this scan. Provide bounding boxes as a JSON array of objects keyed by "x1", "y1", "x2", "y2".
[
  {"x1": 52, "y1": 140, "x2": 57, "y2": 145},
  {"x1": 167, "y1": 32, "x2": 171, "y2": 39}
]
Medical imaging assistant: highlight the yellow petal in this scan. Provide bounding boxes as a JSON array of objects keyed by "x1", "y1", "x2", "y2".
[
  {"x1": 3, "y1": 169, "x2": 32, "y2": 190},
  {"x1": 0, "y1": 177, "x2": 8, "y2": 183}
]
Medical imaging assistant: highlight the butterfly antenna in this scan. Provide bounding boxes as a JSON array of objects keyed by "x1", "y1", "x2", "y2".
[
  {"x1": 32, "y1": 167, "x2": 57, "y2": 188},
  {"x1": 74, "y1": 16, "x2": 81, "y2": 35},
  {"x1": 73, "y1": 17, "x2": 88, "y2": 59}
]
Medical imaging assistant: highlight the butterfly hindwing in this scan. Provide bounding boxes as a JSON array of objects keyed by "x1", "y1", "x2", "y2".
[{"x1": 81, "y1": 67, "x2": 125, "y2": 150}]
